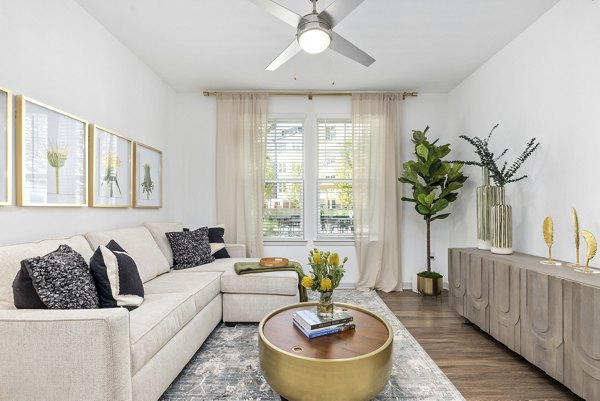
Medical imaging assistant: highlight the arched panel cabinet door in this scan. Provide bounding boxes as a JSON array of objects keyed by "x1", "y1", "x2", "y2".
[
  {"x1": 564, "y1": 282, "x2": 600, "y2": 400},
  {"x1": 520, "y1": 269, "x2": 563, "y2": 381},
  {"x1": 489, "y1": 260, "x2": 521, "y2": 353},
  {"x1": 448, "y1": 249, "x2": 467, "y2": 317},
  {"x1": 465, "y1": 254, "x2": 490, "y2": 333}
]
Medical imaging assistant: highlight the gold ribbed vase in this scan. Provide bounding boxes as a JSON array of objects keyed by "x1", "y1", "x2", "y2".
[
  {"x1": 476, "y1": 168, "x2": 505, "y2": 250},
  {"x1": 491, "y1": 204, "x2": 513, "y2": 254}
]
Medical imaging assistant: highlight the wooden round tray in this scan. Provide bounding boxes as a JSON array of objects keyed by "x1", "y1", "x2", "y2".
[{"x1": 259, "y1": 257, "x2": 289, "y2": 267}]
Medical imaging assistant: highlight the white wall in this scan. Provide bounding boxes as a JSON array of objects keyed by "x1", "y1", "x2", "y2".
[
  {"x1": 447, "y1": 0, "x2": 600, "y2": 265},
  {"x1": 0, "y1": 0, "x2": 175, "y2": 245},
  {"x1": 167, "y1": 93, "x2": 216, "y2": 227}
]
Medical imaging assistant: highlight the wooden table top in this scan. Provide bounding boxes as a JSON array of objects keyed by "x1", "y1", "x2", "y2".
[{"x1": 260, "y1": 302, "x2": 391, "y2": 360}]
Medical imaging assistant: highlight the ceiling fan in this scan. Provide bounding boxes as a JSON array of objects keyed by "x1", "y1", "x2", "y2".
[{"x1": 249, "y1": 0, "x2": 375, "y2": 71}]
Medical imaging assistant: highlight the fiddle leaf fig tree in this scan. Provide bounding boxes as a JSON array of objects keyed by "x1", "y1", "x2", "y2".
[{"x1": 399, "y1": 127, "x2": 468, "y2": 275}]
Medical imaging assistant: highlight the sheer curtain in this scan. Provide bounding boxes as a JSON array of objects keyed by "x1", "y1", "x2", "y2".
[
  {"x1": 216, "y1": 93, "x2": 268, "y2": 257},
  {"x1": 352, "y1": 93, "x2": 402, "y2": 292}
]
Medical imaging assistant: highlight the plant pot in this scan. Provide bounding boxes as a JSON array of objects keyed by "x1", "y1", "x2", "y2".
[
  {"x1": 491, "y1": 204, "x2": 513, "y2": 254},
  {"x1": 476, "y1": 167, "x2": 505, "y2": 250},
  {"x1": 417, "y1": 275, "x2": 443, "y2": 296}
]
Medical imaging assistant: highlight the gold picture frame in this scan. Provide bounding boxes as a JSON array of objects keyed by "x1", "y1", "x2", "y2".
[
  {"x1": 89, "y1": 124, "x2": 133, "y2": 208},
  {"x1": 133, "y1": 141, "x2": 162, "y2": 208},
  {"x1": 16, "y1": 95, "x2": 88, "y2": 207},
  {"x1": 0, "y1": 87, "x2": 11, "y2": 206}
]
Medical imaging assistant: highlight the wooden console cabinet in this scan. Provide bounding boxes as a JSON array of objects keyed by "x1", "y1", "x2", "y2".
[{"x1": 449, "y1": 248, "x2": 600, "y2": 400}]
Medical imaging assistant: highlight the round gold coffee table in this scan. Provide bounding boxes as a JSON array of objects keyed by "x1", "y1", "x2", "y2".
[{"x1": 258, "y1": 302, "x2": 393, "y2": 401}]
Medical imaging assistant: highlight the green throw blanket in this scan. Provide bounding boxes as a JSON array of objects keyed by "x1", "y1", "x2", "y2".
[{"x1": 234, "y1": 261, "x2": 308, "y2": 302}]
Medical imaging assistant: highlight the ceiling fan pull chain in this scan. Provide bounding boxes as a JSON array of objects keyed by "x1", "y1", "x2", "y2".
[{"x1": 330, "y1": 40, "x2": 336, "y2": 86}]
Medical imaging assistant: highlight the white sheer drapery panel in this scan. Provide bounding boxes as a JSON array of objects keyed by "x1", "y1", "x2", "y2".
[
  {"x1": 216, "y1": 93, "x2": 268, "y2": 257},
  {"x1": 352, "y1": 93, "x2": 402, "y2": 292}
]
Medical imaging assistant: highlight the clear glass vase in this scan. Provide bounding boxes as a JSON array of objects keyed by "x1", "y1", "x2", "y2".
[{"x1": 317, "y1": 291, "x2": 334, "y2": 318}]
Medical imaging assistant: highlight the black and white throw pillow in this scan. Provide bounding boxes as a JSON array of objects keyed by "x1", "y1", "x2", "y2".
[
  {"x1": 183, "y1": 225, "x2": 230, "y2": 259},
  {"x1": 166, "y1": 227, "x2": 215, "y2": 270},
  {"x1": 90, "y1": 240, "x2": 144, "y2": 310},
  {"x1": 20, "y1": 244, "x2": 99, "y2": 310},
  {"x1": 208, "y1": 226, "x2": 230, "y2": 259}
]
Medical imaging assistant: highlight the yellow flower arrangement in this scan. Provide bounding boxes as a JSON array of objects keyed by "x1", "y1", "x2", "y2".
[{"x1": 294, "y1": 247, "x2": 348, "y2": 294}]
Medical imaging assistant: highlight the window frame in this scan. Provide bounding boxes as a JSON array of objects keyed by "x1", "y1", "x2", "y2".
[{"x1": 263, "y1": 113, "x2": 354, "y2": 243}]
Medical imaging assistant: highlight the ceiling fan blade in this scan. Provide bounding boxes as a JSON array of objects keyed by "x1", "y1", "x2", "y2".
[
  {"x1": 248, "y1": 0, "x2": 302, "y2": 27},
  {"x1": 266, "y1": 40, "x2": 301, "y2": 71},
  {"x1": 319, "y1": 0, "x2": 365, "y2": 28},
  {"x1": 330, "y1": 32, "x2": 375, "y2": 67}
]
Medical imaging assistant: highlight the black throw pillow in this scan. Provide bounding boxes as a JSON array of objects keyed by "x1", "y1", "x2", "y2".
[
  {"x1": 90, "y1": 240, "x2": 144, "y2": 310},
  {"x1": 13, "y1": 262, "x2": 47, "y2": 309},
  {"x1": 166, "y1": 227, "x2": 215, "y2": 270},
  {"x1": 183, "y1": 226, "x2": 230, "y2": 259},
  {"x1": 20, "y1": 244, "x2": 99, "y2": 310}
]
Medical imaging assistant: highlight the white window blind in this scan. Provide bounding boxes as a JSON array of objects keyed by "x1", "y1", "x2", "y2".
[
  {"x1": 317, "y1": 119, "x2": 353, "y2": 237},
  {"x1": 263, "y1": 119, "x2": 304, "y2": 239}
]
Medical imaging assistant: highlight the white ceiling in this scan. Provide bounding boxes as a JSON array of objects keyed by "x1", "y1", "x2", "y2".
[{"x1": 75, "y1": 0, "x2": 559, "y2": 93}]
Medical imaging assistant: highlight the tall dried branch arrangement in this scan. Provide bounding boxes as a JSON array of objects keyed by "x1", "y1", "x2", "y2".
[{"x1": 455, "y1": 124, "x2": 540, "y2": 187}]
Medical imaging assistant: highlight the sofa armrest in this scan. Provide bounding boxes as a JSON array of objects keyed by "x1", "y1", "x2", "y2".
[
  {"x1": 0, "y1": 308, "x2": 132, "y2": 401},
  {"x1": 225, "y1": 243, "x2": 246, "y2": 258}
]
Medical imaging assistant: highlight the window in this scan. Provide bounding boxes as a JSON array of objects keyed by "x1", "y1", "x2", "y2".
[
  {"x1": 263, "y1": 120, "x2": 304, "y2": 239},
  {"x1": 317, "y1": 119, "x2": 353, "y2": 237}
]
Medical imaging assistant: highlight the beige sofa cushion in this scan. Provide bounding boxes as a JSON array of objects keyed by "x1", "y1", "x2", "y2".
[
  {"x1": 0, "y1": 236, "x2": 93, "y2": 310},
  {"x1": 220, "y1": 267, "x2": 298, "y2": 296},
  {"x1": 142, "y1": 221, "x2": 184, "y2": 267},
  {"x1": 129, "y1": 293, "x2": 196, "y2": 374},
  {"x1": 85, "y1": 227, "x2": 169, "y2": 283},
  {"x1": 144, "y1": 271, "x2": 222, "y2": 313}
]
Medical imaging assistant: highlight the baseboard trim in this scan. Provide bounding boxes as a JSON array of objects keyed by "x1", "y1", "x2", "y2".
[{"x1": 339, "y1": 281, "x2": 448, "y2": 291}]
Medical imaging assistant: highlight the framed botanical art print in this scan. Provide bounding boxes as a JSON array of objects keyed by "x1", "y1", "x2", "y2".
[
  {"x1": 16, "y1": 96, "x2": 88, "y2": 207},
  {"x1": 89, "y1": 125, "x2": 132, "y2": 207},
  {"x1": 133, "y1": 141, "x2": 162, "y2": 208},
  {"x1": 0, "y1": 87, "x2": 11, "y2": 206}
]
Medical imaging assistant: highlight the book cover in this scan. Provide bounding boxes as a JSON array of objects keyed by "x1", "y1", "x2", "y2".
[
  {"x1": 293, "y1": 320, "x2": 356, "y2": 339},
  {"x1": 295, "y1": 308, "x2": 353, "y2": 330}
]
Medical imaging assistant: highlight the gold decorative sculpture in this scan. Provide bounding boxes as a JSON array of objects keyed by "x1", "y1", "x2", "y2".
[
  {"x1": 579, "y1": 230, "x2": 599, "y2": 274},
  {"x1": 540, "y1": 216, "x2": 562, "y2": 265},
  {"x1": 567, "y1": 208, "x2": 582, "y2": 267}
]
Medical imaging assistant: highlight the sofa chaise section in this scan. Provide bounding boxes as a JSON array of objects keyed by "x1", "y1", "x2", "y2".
[{"x1": 144, "y1": 222, "x2": 301, "y2": 323}]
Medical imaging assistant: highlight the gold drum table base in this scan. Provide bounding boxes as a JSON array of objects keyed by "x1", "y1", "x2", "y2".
[{"x1": 258, "y1": 302, "x2": 393, "y2": 401}]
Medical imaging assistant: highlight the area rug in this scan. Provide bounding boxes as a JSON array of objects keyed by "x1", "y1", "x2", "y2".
[{"x1": 160, "y1": 290, "x2": 464, "y2": 401}]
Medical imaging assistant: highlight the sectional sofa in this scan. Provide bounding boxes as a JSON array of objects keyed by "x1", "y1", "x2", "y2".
[{"x1": 0, "y1": 222, "x2": 299, "y2": 401}]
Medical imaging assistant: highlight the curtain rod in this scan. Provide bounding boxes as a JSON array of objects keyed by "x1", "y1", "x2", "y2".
[{"x1": 202, "y1": 90, "x2": 419, "y2": 100}]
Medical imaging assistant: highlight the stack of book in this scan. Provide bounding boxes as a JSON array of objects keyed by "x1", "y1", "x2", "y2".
[{"x1": 292, "y1": 308, "x2": 355, "y2": 339}]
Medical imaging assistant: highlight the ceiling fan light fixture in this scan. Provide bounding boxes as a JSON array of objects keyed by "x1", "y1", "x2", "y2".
[{"x1": 297, "y1": 16, "x2": 331, "y2": 54}]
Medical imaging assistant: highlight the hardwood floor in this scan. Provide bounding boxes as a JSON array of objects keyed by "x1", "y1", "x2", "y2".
[{"x1": 377, "y1": 290, "x2": 582, "y2": 401}]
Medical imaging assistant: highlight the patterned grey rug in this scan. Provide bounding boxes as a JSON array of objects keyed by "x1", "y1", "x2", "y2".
[{"x1": 160, "y1": 290, "x2": 464, "y2": 401}]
